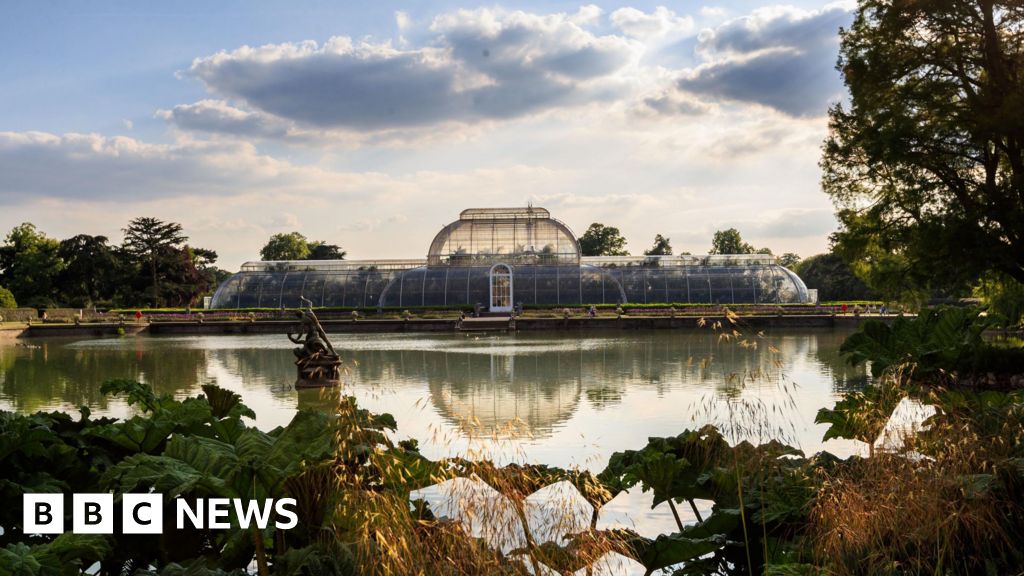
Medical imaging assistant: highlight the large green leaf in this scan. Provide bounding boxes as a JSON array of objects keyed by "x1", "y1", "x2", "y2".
[
  {"x1": 627, "y1": 510, "x2": 741, "y2": 572},
  {"x1": 102, "y1": 453, "x2": 227, "y2": 497},
  {"x1": 815, "y1": 380, "x2": 904, "y2": 445}
]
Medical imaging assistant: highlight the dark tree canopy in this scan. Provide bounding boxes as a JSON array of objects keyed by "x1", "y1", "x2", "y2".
[
  {"x1": 797, "y1": 253, "x2": 878, "y2": 302},
  {"x1": 823, "y1": 0, "x2": 1024, "y2": 293},
  {"x1": 0, "y1": 219, "x2": 219, "y2": 309},
  {"x1": 122, "y1": 217, "x2": 189, "y2": 307},
  {"x1": 778, "y1": 253, "x2": 802, "y2": 268},
  {"x1": 710, "y1": 228, "x2": 755, "y2": 255},
  {"x1": 578, "y1": 223, "x2": 629, "y2": 256},
  {"x1": 261, "y1": 232, "x2": 311, "y2": 261},
  {"x1": 308, "y1": 242, "x2": 347, "y2": 260},
  {"x1": 0, "y1": 285, "x2": 16, "y2": 308},
  {"x1": 0, "y1": 223, "x2": 63, "y2": 308},
  {"x1": 57, "y1": 235, "x2": 118, "y2": 307},
  {"x1": 260, "y1": 233, "x2": 345, "y2": 261},
  {"x1": 643, "y1": 234, "x2": 673, "y2": 256}
]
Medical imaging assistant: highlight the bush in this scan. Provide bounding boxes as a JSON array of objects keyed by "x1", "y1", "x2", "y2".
[
  {"x1": 0, "y1": 286, "x2": 18, "y2": 309},
  {"x1": 976, "y1": 273, "x2": 1024, "y2": 327}
]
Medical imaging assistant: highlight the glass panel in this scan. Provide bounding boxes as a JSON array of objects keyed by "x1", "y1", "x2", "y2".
[
  {"x1": 363, "y1": 270, "x2": 393, "y2": 308},
  {"x1": 731, "y1": 269, "x2": 757, "y2": 304},
  {"x1": 302, "y1": 273, "x2": 328, "y2": 307},
  {"x1": 428, "y1": 208, "x2": 580, "y2": 266},
  {"x1": 400, "y1": 268, "x2": 426, "y2": 307},
  {"x1": 687, "y1": 268, "x2": 711, "y2": 303},
  {"x1": 211, "y1": 262, "x2": 813, "y2": 308},
  {"x1": 645, "y1": 268, "x2": 667, "y2": 303},
  {"x1": 257, "y1": 274, "x2": 284, "y2": 308},
  {"x1": 280, "y1": 272, "x2": 308, "y2": 308},
  {"x1": 423, "y1": 268, "x2": 448, "y2": 306},
  {"x1": 211, "y1": 274, "x2": 242, "y2": 308},
  {"x1": 513, "y1": 266, "x2": 536, "y2": 306},
  {"x1": 534, "y1": 267, "x2": 559, "y2": 305},
  {"x1": 665, "y1": 268, "x2": 687, "y2": 303},
  {"x1": 322, "y1": 273, "x2": 348, "y2": 307},
  {"x1": 467, "y1": 268, "x2": 489, "y2": 308},
  {"x1": 580, "y1": 266, "x2": 604, "y2": 304},
  {"x1": 558, "y1": 267, "x2": 580, "y2": 305},
  {"x1": 708, "y1": 268, "x2": 733, "y2": 304},
  {"x1": 445, "y1": 268, "x2": 470, "y2": 306},
  {"x1": 620, "y1": 268, "x2": 646, "y2": 303}
]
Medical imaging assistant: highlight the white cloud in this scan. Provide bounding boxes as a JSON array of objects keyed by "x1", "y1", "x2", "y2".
[
  {"x1": 0, "y1": 131, "x2": 337, "y2": 203},
  {"x1": 0, "y1": 5, "x2": 849, "y2": 266},
  {"x1": 183, "y1": 8, "x2": 637, "y2": 133},
  {"x1": 610, "y1": 6, "x2": 694, "y2": 39},
  {"x1": 157, "y1": 100, "x2": 299, "y2": 141},
  {"x1": 699, "y1": 7, "x2": 727, "y2": 18},
  {"x1": 672, "y1": 4, "x2": 853, "y2": 117}
]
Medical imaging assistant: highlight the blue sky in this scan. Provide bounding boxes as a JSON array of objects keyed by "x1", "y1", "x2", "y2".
[{"x1": 0, "y1": 1, "x2": 854, "y2": 269}]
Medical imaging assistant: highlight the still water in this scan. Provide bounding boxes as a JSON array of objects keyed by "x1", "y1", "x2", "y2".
[
  {"x1": 0, "y1": 329, "x2": 867, "y2": 467},
  {"x1": 0, "y1": 329, "x2": 871, "y2": 566}
]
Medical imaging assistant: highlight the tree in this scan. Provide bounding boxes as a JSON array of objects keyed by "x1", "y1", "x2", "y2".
[
  {"x1": 0, "y1": 285, "x2": 15, "y2": 308},
  {"x1": 643, "y1": 234, "x2": 673, "y2": 256},
  {"x1": 578, "y1": 223, "x2": 628, "y2": 256},
  {"x1": 57, "y1": 235, "x2": 120, "y2": 307},
  {"x1": 308, "y1": 241, "x2": 346, "y2": 260},
  {"x1": 121, "y1": 217, "x2": 188, "y2": 307},
  {"x1": 822, "y1": 0, "x2": 1024, "y2": 293},
  {"x1": 0, "y1": 223, "x2": 64, "y2": 308},
  {"x1": 796, "y1": 253, "x2": 878, "y2": 302},
  {"x1": 778, "y1": 253, "x2": 801, "y2": 268},
  {"x1": 259, "y1": 233, "x2": 346, "y2": 261},
  {"x1": 710, "y1": 228, "x2": 754, "y2": 255},
  {"x1": 260, "y1": 232, "x2": 311, "y2": 261},
  {"x1": 157, "y1": 245, "x2": 221, "y2": 307}
]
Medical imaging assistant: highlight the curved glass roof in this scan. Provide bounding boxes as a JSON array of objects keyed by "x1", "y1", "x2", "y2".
[
  {"x1": 426, "y1": 207, "x2": 580, "y2": 266},
  {"x1": 208, "y1": 207, "x2": 813, "y2": 308},
  {"x1": 210, "y1": 262, "x2": 809, "y2": 308}
]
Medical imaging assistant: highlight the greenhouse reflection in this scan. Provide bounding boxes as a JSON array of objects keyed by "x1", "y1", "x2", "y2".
[{"x1": 1, "y1": 331, "x2": 868, "y2": 444}]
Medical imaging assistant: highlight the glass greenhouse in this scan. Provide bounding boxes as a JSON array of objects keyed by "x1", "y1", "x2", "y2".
[{"x1": 210, "y1": 207, "x2": 812, "y2": 310}]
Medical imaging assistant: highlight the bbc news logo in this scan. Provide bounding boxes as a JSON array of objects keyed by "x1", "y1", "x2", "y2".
[{"x1": 23, "y1": 494, "x2": 298, "y2": 534}]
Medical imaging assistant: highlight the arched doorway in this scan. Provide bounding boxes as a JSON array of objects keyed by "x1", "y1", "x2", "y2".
[{"x1": 489, "y1": 264, "x2": 513, "y2": 313}]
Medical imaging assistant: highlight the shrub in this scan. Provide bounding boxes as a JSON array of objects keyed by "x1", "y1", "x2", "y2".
[{"x1": 0, "y1": 285, "x2": 15, "y2": 309}]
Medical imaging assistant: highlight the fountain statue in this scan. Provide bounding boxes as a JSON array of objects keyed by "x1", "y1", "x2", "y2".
[{"x1": 288, "y1": 297, "x2": 342, "y2": 388}]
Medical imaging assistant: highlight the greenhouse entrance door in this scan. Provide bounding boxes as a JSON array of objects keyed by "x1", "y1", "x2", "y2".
[{"x1": 489, "y1": 264, "x2": 513, "y2": 313}]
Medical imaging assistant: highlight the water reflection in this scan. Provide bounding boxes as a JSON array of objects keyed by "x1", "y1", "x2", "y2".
[{"x1": 0, "y1": 329, "x2": 867, "y2": 465}]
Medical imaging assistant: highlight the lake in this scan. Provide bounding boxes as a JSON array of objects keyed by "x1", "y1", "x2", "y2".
[
  {"x1": 0, "y1": 328, "x2": 866, "y2": 467},
  {"x1": 0, "y1": 328, "x2": 873, "y2": 568}
]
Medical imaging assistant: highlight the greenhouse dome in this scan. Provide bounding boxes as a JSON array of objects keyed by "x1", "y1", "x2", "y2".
[{"x1": 210, "y1": 207, "x2": 812, "y2": 310}]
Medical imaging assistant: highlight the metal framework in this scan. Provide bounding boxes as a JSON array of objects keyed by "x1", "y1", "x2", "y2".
[{"x1": 210, "y1": 208, "x2": 811, "y2": 309}]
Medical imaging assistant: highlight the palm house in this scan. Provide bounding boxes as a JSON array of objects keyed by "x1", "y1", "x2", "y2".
[{"x1": 210, "y1": 207, "x2": 811, "y2": 311}]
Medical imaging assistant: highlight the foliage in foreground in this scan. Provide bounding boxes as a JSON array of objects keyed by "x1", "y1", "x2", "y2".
[
  {"x1": 822, "y1": 0, "x2": 1024, "y2": 301},
  {"x1": 5, "y1": 308, "x2": 1024, "y2": 575}
]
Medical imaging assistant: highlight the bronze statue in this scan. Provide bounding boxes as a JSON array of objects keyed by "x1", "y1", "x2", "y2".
[{"x1": 288, "y1": 297, "x2": 341, "y2": 387}]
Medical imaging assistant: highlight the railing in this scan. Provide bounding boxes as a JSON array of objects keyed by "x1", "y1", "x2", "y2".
[
  {"x1": 582, "y1": 254, "x2": 778, "y2": 267},
  {"x1": 239, "y1": 259, "x2": 427, "y2": 272}
]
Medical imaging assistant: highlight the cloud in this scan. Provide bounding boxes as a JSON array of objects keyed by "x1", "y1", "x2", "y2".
[
  {"x1": 184, "y1": 8, "x2": 637, "y2": 132},
  {"x1": 637, "y1": 91, "x2": 711, "y2": 116},
  {"x1": 610, "y1": 6, "x2": 694, "y2": 38},
  {"x1": 0, "y1": 131, "x2": 346, "y2": 203},
  {"x1": 753, "y1": 208, "x2": 837, "y2": 239},
  {"x1": 157, "y1": 100, "x2": 299, "y2": 141},
  {"x1": 162, "y1": 4, "x2": 852, "y2": 143},
  {"x1": 672, "y1": 3, "x2": 853, "y2": 117}
]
